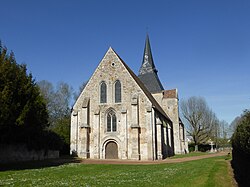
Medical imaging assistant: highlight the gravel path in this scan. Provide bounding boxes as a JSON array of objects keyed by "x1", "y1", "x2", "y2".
[{"x1": 81, "y1": 152, "x2": 228, "y2": 165}]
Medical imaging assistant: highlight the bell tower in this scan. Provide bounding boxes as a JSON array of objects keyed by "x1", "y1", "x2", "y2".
[{"x1": 138, "y1": 34, "x2": 164, "y2": 93}]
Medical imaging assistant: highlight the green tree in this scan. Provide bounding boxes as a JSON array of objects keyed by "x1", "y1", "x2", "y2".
[
  {"x1": 0, "y1": 42, "x2": 61, "y2": 149},
  {"x1": 52, "y1": 116, "x2": 71, "y2": 153},
  {"x1": 231, "y1": 110, "x2": 250, "y2": 186},
  {"x1": 232, "y1": 110, "x2": 250, "y2": 155}
]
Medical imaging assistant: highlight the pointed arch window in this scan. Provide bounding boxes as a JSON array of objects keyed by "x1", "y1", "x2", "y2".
[
  {"x1": 100, "y1": 81, "x2": 107, "y2": 103},
  {"x1": 107, "y1": 110, "x2": 117, "y2": 132},
  {"x1": 115, "y1": 80, "x2": 121, "y2": 103}
]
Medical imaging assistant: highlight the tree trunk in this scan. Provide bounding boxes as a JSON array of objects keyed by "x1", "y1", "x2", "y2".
[{"x1": 195, "y1": 145, "x2": 199, "y2": 152}]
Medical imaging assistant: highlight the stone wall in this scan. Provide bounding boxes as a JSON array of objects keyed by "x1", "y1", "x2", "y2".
[
  {"x1": 71, "y1": 48, "x2": 175, "y2": 160},
  {"x1": 71, "y1": 48, "x2": 153, "y2": 160},
  {"x1": 152, "y1": 90, "x2": 188, "y2": 154},
  {"x1": 0, "y1": 144, "x2": 59, "y2": 163}
]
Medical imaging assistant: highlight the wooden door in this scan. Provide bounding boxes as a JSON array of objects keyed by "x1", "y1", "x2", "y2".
[{"x1": 105, "y1": 141, "x2": 118, "y2": 159}]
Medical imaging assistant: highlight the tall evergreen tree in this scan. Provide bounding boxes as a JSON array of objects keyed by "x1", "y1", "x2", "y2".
[
  {"x1": 0, "y1": 42, "x2": 61, "y2": 149},
  {"x1": 231, "y1": 110, "x2": 250, "y2": 186}
]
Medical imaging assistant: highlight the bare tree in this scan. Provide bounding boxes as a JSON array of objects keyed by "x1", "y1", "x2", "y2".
[
  {"x1": 212, "y1": 119, "x2": 230, "y2": 148},
  {"x1": 181, "y1": 96, "x2": 218, "y2": 151},
  {"x1": 37, "y1": 80, "x2": 73, "y2": 127},
  {"x1": 73, "y1": 81, "x2": 87, "y2": 101},
  {"x1": 229, "y1": 116, "x2": 241, "y2": 137},
  {"x1": 37, "y1": 80, "x2": 73, "y2": 154}
]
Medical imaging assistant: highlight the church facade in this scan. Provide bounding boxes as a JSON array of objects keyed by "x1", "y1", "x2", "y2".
[{"x1": 70, "y1": 35, "x2": 188, "y2": 160}]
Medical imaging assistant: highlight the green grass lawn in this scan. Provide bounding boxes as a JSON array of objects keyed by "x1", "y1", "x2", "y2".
[
  {"x1": 171, "y1": 151, "x2": 210, "y2": 159},
  {"x1": 0, "y1": 155, "x2": 234, "y2": 187}
]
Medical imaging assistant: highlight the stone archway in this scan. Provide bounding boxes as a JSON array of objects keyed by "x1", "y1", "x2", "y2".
[{"x1": 105, "y1": 141, "x2": 118, "y2": 159}]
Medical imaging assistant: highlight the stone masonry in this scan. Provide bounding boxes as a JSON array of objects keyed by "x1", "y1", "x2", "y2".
[
  {"x1": 71, "y1": 48, "x2": 175, "y2": 160},
  {"x1": 71, "y1": 36, "x2": 188, "y2": 160}
]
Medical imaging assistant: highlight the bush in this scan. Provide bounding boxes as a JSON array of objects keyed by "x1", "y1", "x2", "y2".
[
  {"x1": 188, "y1": 143, "x2": 211, "y2": 152},
  {"x1": 188, "y1": 146, "x2": 195, "y2": 152},
  {"x1": 232, "y1": 111, "x2": 250, "y2": 155},
  {"x1": 231, "y1": 110, "x2": 250, "y2": 186}
]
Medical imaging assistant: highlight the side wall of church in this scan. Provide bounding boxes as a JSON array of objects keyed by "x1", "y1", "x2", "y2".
[
  {"x1": 71, "y1": 49, "x2": 156, "y2": 160},
  {"x1": 153, "y1": 92, "x2": 185, "y2": 154}
]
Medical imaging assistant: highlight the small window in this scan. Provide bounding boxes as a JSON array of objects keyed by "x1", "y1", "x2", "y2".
[
  {"x1": 100, "y1": 81, "x2": 107, "y2": 103},
  {"x1": 107, "y1": 110, "x2": 117, "y2": 132},
  {"x1": 115, "y1": 80, "x2": 121, "y2": 103}
]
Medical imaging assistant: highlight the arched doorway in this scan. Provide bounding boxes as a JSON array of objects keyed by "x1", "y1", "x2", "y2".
[{"x1": 105, "y1": 141, "x2": 118, "y2": 159}]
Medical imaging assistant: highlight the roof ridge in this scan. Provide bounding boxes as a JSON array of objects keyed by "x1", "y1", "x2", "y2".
[{"x1": 111, "y1": 48, "x2": 171, "y2": 122}]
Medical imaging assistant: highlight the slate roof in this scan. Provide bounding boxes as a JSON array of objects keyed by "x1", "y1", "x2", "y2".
[
  {"x1": 139, "y1": 34, "x2": 156, "y2": 73},
  {"x1": 138, "y1": 72, "x2": 164, "y2": 93},
  {"x1": 112, "y1": 48, "x2": 171, "y2": 123},
  {"x1": 138, "y1": 35, "x2": 164, "y2": 93}
]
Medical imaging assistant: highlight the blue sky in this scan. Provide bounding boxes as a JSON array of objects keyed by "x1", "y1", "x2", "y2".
[{"x1": 1, "y1": 0, "x2": 250, "y2": 124}]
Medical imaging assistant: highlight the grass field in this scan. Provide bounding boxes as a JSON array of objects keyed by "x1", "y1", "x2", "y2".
[
  {"x1": 170, "y1": 151, "x2": 210, "y2": 159},
  {"x1": 0, "y1": 155, "x2": 234, "y2": 187}
]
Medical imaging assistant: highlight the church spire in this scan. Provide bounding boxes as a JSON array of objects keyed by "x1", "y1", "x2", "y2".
[
  {"x1": 138, "y1": 34, "x2": 164, "y2": 93},
  {"x1": 139, "y1": 34, "x2": 157, "y2": 75}
]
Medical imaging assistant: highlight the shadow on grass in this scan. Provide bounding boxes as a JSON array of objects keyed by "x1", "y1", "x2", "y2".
[{"x1": 0, "y1": 156, "x2": 82, "y2": 171}]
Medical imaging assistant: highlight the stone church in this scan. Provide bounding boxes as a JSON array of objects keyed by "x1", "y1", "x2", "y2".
[{"x1": 70, "y1": 35, "x2": 188, "y2": 160}]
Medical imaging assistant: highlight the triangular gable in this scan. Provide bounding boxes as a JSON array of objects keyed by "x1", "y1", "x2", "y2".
[
  {"x1": 73, "y1": 47, "x2": 114, "y2": 108},
  {"x1": 73, "y1": 47, "x2": 172, "y2": 123}
]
